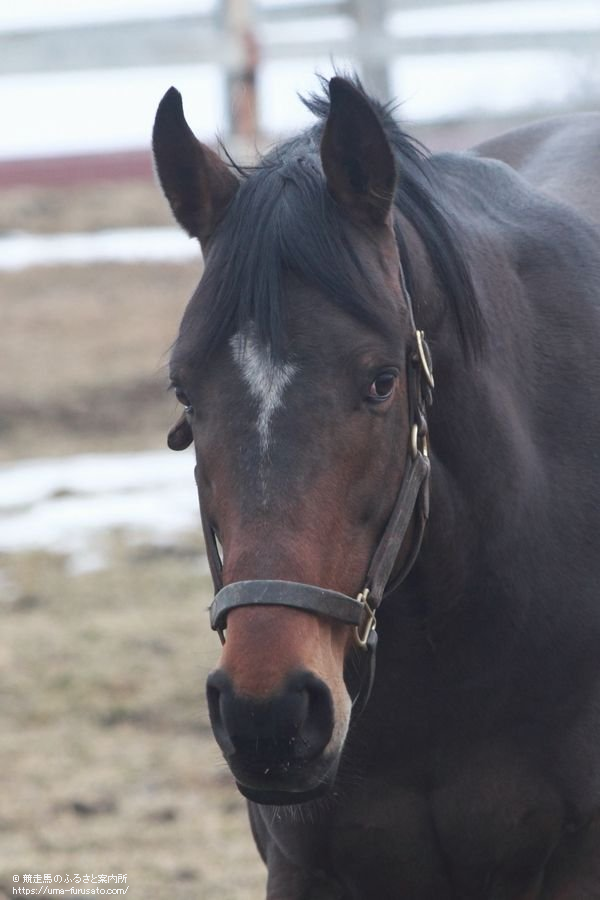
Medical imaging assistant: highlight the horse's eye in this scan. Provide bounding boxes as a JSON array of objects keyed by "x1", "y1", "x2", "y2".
[
  {"x1": 175, "y1": 388, "x2": 193, "y2": 413},
  {"x1": 368, "y1": 371, "x2": 397, "y2": 401}
]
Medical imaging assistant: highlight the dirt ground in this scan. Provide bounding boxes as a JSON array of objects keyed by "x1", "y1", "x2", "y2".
[
  {"x1": 0, "y1": 260, "x2": 201, "y2": 461},
  {"x1": 0, "y1": 180, "x2": 173, "y2": 236},
  {"x1": 0, "y1": 547, "x2": 265, "y2": 900},
  {"x1": 0, "y1": 179, "x2": 266, "y2": 898},
  {"x1": 0, "y1": 177, "x2": 202, "y2": 461}
]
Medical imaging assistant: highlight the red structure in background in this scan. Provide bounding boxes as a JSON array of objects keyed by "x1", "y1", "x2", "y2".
[{"x1": 0, "y1": 149, "x2": 155, "y2": 189}]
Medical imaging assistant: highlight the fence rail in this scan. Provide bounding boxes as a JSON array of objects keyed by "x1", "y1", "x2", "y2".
[{"x1": 2, "y1": 0, "x2": 599, "y2": 140}]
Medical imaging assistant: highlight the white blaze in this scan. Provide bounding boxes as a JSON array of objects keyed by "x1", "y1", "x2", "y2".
[{"x1": 230, "y1": 331, "x2": 296, "y2": 457}]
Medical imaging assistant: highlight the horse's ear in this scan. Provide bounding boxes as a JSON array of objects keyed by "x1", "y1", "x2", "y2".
[
  {"x1": 320, "y1": 77, "x2": 396, "y2": 225},
  {"x1": 153, "y1": 87, "x2": 239, "y2": 242},
  {"x1": 167, "y1": 413, "x2": 193, "y2": 451}
]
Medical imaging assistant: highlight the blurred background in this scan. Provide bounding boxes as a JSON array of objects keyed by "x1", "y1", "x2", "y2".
[{"x1": 1, "y1": 1, "x2": 599, "y2": 897}]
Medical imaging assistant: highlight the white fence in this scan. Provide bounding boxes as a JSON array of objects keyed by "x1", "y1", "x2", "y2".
[{"x1": 2, "y1": 0, "x2": 600, "y2": 145}]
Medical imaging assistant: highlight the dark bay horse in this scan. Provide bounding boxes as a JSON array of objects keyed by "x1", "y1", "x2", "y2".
[{"x1": 153, "y1": 77, "x2": 600, "y2": 898}]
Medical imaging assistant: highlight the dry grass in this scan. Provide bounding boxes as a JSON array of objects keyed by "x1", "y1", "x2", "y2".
[
  {"x1": 0, "y1": 179, "x2": 203, "y2": 460},
  {"x1": 0, "y1": 260, "x2": 202, "y2": 460},
  {"x1": 0, "y1": 181, "x2": 172, "y2": 235},
  {"x1": 0, "y1": 544, "x2": 265, "y2": 899}
]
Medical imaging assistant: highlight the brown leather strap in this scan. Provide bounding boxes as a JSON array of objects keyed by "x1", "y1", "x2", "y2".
[
  {"x1": 196, "y1": 465, "x2": 224, "y2": 590},
  {"x1": 203, "y1": 514, "x2": 224, "y2": 589},
  {"x1": 210, "y1": 580, "x2": 367, "y2": 633},
  {"x1": 201, "y1": 449, "x2": 429, "y2": 630},
  {"x1": 364, "y1": 450, "x2": 430, "y2": 606}
]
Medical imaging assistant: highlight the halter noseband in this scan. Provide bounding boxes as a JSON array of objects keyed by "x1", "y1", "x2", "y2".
[{"x1": 202, "y1": 281, "x2": 434, "y2": 714}]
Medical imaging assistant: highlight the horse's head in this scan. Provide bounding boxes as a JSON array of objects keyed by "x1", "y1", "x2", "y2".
[{"x1": 154, "y1": 78, "x2": 431, "y2": 804}]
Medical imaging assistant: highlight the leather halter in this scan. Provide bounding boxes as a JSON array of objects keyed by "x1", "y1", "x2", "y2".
[{"x1": 202, "y1": 277, "x2": 434, "y2": 714}]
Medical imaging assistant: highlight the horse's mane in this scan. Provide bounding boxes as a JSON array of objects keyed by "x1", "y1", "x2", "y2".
[{"x1": 184, "y1": 77, "x2": 484, "y2": 365}]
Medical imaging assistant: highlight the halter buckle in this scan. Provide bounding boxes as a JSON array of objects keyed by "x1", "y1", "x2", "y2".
[{"x1": 355, "y1": 588, "x2": 376, "y2": 649}]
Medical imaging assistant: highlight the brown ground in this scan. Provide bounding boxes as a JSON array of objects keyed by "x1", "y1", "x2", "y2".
[
  {"x1": 0, "y1": 179, "x2": 265, "y2": 898},
  {"x1": 0, "y1": 548, "x2": 265, "y2": 900},
  {"x1": 0, "y1": 260, "x2": 200, "y2": 461},
  {"x1": 0, "y1": 178, "x2": 201, "y2": 461},
  {"x1": 0, "y1": 180, "x2": 172, "y2": 235}
]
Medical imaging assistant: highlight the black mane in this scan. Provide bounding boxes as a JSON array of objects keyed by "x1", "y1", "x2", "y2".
[{"x1": 182, "y1": 77, "x2": 484, "y2": 365}]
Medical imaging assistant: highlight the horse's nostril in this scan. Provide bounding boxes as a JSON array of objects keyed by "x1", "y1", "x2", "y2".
[
  {"x1": 286, "y1": 671, "x2": 334, "y2": 760},
  {"x1": 206, "y1": 670, "x2": 235, "y2": 755},
  {"x1": 206, "y1": 669, "x2": 334, "y2": 765},
  {"x1": 206, "y1": 682, "x2": 221, "y2": 727}
]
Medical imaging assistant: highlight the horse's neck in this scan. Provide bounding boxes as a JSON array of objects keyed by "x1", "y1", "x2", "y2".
[
  {"x1": 393, "y1": 205, "x2": 528, "y2": 618},
  {"x1": 396, "y1": 172, "x2": 600, "y2": 646}
]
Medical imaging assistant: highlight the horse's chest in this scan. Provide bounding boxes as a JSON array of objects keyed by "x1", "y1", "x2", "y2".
[
  {"x1": 430, "y1": 747, "x2": 564, "y2": 896},
  {"x1": 331, "y1": 748, "x2": 564, "y2": 899}
]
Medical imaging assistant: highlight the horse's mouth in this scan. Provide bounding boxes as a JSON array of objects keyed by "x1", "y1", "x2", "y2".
[
  {"x1": 229, "y1": 757, "x2": 338, "y2": 806},
  {"x1": 236, "y1": 780, "x2": 330, "y2": 806}
]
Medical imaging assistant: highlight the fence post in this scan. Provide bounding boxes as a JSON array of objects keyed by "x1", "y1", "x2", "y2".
[
  {"x1": 221, "y1": 0, "x2": 259, "y2": 150},
  {"x1": 351, "y1": 0, "x2": 391, "y2": 101}
]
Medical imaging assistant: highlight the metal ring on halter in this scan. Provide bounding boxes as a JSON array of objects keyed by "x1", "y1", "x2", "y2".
[
  {"x1": 411, "y1": 424, "x2": 429, "y2": 460},
  {"x1": 416, "y1": 330, "x2": 435, "y2": 389},
  {"x1": 354, "y1": 589, "x2": 376, "y2": 649}
]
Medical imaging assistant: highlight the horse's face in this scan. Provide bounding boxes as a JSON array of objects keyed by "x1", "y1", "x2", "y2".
[
  {"x1": 154, "y1": 78, "x2": 410, "y2": 804},
  {"x1": 181, "y1": 286, "x2": 408, "y2": 802}
]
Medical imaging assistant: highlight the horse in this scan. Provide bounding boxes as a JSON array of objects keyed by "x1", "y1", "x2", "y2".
[{"x1": 152, "y1": 76, "x2": 600, "y2": 898}]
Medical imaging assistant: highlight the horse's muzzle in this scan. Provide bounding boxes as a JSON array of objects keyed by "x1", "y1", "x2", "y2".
[{"x1": 206, "y1": 668, "x2": 337, "y2": 804}]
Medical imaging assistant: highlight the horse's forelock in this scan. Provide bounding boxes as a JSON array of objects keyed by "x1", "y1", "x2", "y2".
[{"x1": 173, "y1": 77, "x2": 485, "y2": 371}]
